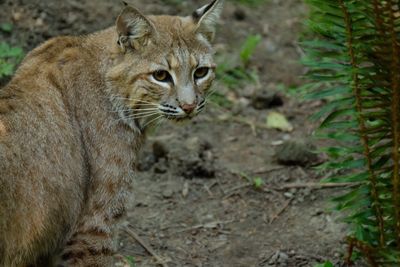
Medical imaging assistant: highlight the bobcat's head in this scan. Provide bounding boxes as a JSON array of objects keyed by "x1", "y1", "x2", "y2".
[{"x1": 107, "y1": 0, "x2": 223, "y2": 131}]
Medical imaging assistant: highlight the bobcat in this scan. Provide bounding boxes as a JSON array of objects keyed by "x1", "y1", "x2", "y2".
[{"x1": 0, "y1": 0, "x2": 223, "y2": 266}]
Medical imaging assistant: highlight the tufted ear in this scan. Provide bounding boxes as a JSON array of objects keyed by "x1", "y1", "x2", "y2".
[
  {"x1": 192, "y1": 0, "x2": 224, "y2": 42},
  {"x1": 116, "y1": 5, "x2": 155, "y2": 51}
]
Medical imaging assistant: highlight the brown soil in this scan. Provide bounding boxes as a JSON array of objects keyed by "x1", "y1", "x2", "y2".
[{"x1": 0, "y1": 0, "x2": 366, "y2": 266}]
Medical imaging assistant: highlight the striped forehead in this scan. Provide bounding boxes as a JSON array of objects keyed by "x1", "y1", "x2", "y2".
[{"x1": 166, "y1": 50, "x2": 213, "y2": 70}]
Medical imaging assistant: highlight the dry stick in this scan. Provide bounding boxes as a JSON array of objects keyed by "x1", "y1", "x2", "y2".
[
  {"x1": 269, "y1": 198, "x2": 293, "y2": 224},
  {"x1": 278, "y1": 182, "x2": 360, "y2": 190},
  {"x1": 252, "y1": 166, "x2": 287, "y2": 175},
  {"x1": 124, "y1": 226, "x2": 168, "y2": 267}
]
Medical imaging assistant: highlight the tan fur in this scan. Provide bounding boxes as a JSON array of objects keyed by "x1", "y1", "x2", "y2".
[{"x1": 0, "y1": 1, "x2": 223, "y2": 266}]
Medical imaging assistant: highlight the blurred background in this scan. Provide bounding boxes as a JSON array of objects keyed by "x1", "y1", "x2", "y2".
[{"x1": 0, "y1": 0, "x2": 356, "y2": 266}]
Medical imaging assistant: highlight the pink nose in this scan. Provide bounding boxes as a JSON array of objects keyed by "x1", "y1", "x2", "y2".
[{"x1": 180, "y1": 103, "x2": 197, "y2": 114}]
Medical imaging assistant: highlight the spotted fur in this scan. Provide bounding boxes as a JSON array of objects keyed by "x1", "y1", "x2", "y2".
[{"x1": 0, "y1": 1, "x2": 223, "y2": 266}]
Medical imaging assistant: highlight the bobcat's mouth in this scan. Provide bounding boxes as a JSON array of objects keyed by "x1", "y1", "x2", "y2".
[
  {"x1": 164, "y1": 114, "x2": 193, "y2": 121},
  {"x1": 159, "y1": 100, "x2": 206, "y2": 121}
]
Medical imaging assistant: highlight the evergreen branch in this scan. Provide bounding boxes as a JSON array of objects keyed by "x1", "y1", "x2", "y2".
[
  {"x1": 338, "y1": 0, "x2": 385, "y2": 246},
  {"x1": 384, "y1": 0, "x2": 400, "y2": 248}
]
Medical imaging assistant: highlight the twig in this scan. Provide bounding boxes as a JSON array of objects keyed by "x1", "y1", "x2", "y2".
[
  {"x1": 223, "y1": 183, "x2": 251, "y2": 198},
  {"x1": 217, "y1": 115, "x2": 270, "y2": 135},
  {"x1": 252, "y1": 166, "x2": 287, "y2": 174},
  {"x1": 175, "y1": 220, "x2": 235, "y2": 233},
  {"x1": 269, "y1": 198, "x2": 293, "y2": 224},
  {"x1": 124, "y1": 226, "x2": 168, "y2": 267},
  {"x1": 278, "y1": 182, "x2": 360, "y2": 190}
]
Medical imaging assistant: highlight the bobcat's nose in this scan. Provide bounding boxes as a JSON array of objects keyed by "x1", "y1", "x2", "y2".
[{"x1": 180, "y1": 102, "x2": 197, "y2": 114}]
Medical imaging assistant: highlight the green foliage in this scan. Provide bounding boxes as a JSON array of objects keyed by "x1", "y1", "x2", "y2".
[
  {"x1": 125, "y1": 256, "x2": 136, "y2": 267},
  {"x1": 314, "y1": 261, "x2": 334, "y2": 267},
  {"x1": 240, "y1": 34, "x2": 262, "y2": 65},
  {"x1": 212, "y1": 34, "x2": 261, "y2": 107},
  {"x1": 0, "y1": 23, "x2": 13, "y2": 33},
  {"x1": 0, "y1": 42, "x2": 23, "y2": 79},
  {"x1": 252, "y1": 176, "x2": 264, "y2": 189},
  {"x1": 303, "y1": 0, "x2": 400, "y2": 265},
  {"x1": 216, "y1": 34, "x2": 260, "y2": 89}
]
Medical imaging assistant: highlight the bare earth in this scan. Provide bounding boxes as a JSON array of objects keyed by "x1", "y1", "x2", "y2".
[{"x1": 0, "y1": 0, "x2": 365, "y2": 266}]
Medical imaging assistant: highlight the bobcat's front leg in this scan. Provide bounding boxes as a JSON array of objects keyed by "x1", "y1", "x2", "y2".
[{"x1": 58, "y1": 125, "x2": 139, "y2": 267}]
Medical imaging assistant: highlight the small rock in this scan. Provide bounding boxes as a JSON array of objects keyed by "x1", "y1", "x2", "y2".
[
  {"x1": 278, "y1": 252, "x2": 289, "y2": 263},
  {"x1": 264, "y1": 39, "x2": 278, "y2": 53},
  {"x1": 262, "y1": 24, "x2": 270, "y2": 36},
  {"x1": 162, "y1": 187, "x2": 174, "y2": 198},
  {"x1": 251, "y1": 90, "x2": 283, "y2": 110},
  {"x1": 154, "y1": 165, "x2": 167, "y2": 174},
  {"x1": 12, "y1": 12, "x2": 22, "y2": 22},
  {"x1": 154, "y1": 158, "x2": 168, "y2": 174},
  {"x1": 182, "y1": 181, "x2": 189, "y2": 197},
  {"x1": 35, "y1": 18, "x2": 44, "y2": 27},
  {"x1": 201, "y1": 150, "x2": 214, "y2": 162},
  {"x1": 275, "y1": 140, "x2": 318, "y2": 166},
  {"x1": 152, "y1": 141, "x2": 168, "y2": 160},
  {"x1": 284, "y1": 192, "x2": 294, "y2": 198},
  {"x1": 289, "y1": 188, "x2": 297, "y2": 194}
]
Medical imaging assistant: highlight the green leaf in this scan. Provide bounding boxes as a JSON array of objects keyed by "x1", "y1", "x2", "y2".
[
  {"x1": 314, "y1": 261, "x2": 334, "y2": 267},
  {"x1": 0, "y1": 23, "x2": 13, "y2": 33},
  {"x1": 240, "y1": 34, "x2": 262, "y2": 65},
  {"x1": 253, "y1": 177, "x2": 263, "y2": 189}
]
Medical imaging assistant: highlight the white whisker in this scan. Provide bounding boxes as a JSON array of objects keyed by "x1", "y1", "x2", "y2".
[
  {"x1": 143, "y1": 115, "x2": 164, "y2": 129},
  {"x1": 126, "y1": 112, "x2": 160, "y2": 119}
]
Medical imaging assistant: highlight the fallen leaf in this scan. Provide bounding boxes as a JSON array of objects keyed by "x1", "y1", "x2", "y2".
[{"x1": 266, "y1": 111, "x2": 293, "y2": 132}]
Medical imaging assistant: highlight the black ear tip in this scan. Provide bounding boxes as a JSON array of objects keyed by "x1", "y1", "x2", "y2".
[
  {"x1": 192, "y1": 10, "x2": 201, "y2": 20},
  {"x1": 122, "y1": 1, "x2": 128, "y2": 6}
]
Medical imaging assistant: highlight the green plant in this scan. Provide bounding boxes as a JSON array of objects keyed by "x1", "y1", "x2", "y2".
[
  {"x1": 252, "y1": 176, "x2": 264, "y2": 189},
  {"x1": 211, "y1": 34, "x2": 261, "y2": 108},
  {"x1": 0, "y1": 42, "x2": 23, "y2": 79},
  {"x1": 240, "y1": 34, "x2": 262, "y2": 66},
  {"x1": 314, "y1": 261, "x2": 334, "y2": 267},
  {"x1": 303, "y1": 0, "x2": 400, "y2": 265},
  {"x1": 216, "y1": 34, "x2": 261, "y2": 88},
  {"x1": 125, "y1": 256, "x2": 136, "y2": 267}
]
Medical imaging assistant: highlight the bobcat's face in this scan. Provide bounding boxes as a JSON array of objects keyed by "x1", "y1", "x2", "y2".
[
  {"x1": 126, "y1": 21, "x2": 216, "y2": 121},
  {"x1": 107, "y1": 0, "x2": 223, "y2": 130}
]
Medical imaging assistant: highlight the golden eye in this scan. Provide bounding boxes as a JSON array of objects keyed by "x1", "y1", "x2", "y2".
[
  {"x1": 153, "y1": 70, "x2": 172, "y2": 83},
  {"x1": 194, "y1": 67, "x2": 209, "y2": 79}
]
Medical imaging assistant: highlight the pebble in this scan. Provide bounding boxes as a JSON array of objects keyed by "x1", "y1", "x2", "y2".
[
  {"x1": 162, "y1": 187, "x2": 174, "y2": 198},
  {"x1": 284, "y1": 192, "x2": 294, "y2": 198},
  {"x1": 278, "y1": 252, "x2": 289, "y2": 263},
  {"x1": 264, "y1": 39, "x2": 278, "y2": 53},
  {"x1": 182, "y1": 181, "x2": 189, "y2": 197},
  {"x1": 154, "y1": 158, "x2": 168, "y2": 174}
]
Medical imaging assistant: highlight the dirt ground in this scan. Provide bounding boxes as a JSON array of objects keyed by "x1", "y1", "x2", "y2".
[{"x1": 0, "y1": 0, "x2": 365, "y2": 266}]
